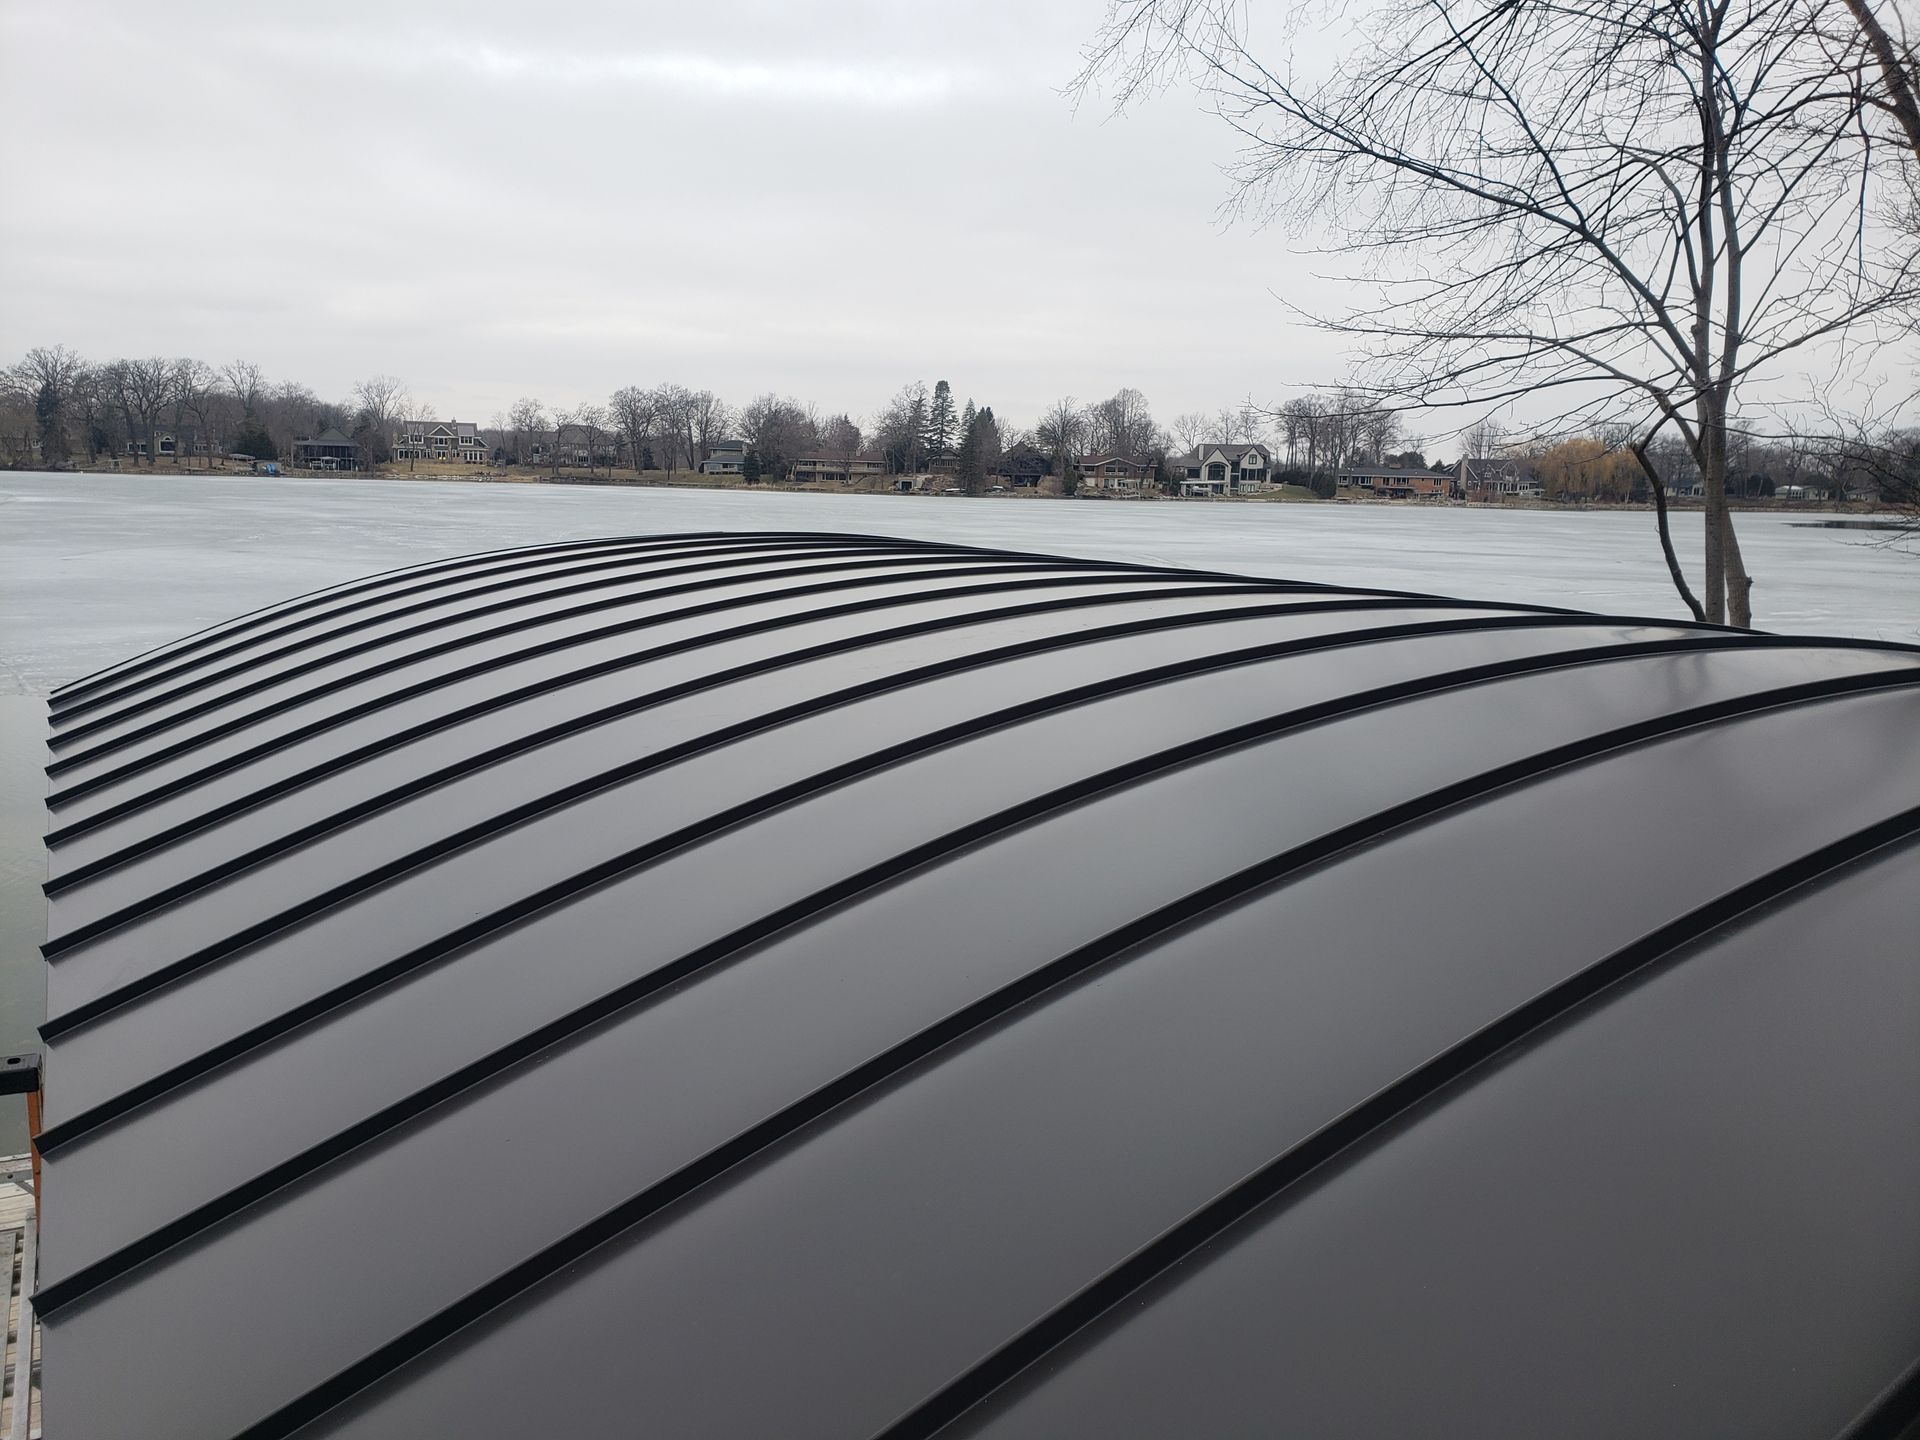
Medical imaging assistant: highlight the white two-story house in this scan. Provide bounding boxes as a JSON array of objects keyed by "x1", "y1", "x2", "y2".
[{"x1": 1172, "y1": 443, "x2": 1274, "y2": 495}]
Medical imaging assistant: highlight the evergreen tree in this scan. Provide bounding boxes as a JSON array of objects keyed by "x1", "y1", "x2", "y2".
[
  {"x1": 956, "y1": 413, "x2": 982, "y2": 493},
  {"x1": 235, "y1": 420, "x2": 278, "y2": 461},
  {"x1": 34, "y1": 381, "x2": 69, "y2": 466},
  {"x1": 957, "y1": 404, "x2": 1000, "y2": 494},
  {"x1": 742, "y1": 446, "x2": 762, "y2": 483},
  {"x1": 925, "y1": 380, "x2": 956, "y2": 460},
  {"x1": 960, "y1": 397, "x2": 977, "y2": 441}
]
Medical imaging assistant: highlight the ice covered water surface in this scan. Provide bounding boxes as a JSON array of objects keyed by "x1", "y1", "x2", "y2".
[{"x1": 3, "y1": 472, "x2": 1916, "y2": 693}]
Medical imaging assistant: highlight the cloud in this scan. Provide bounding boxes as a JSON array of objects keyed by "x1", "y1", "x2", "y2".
[
  {"x1": 231, "y1": 20, "x2": 984, "y2": 108},
  {"x1": 449, "y1": 45, "x2": 974, "y2": 106}
]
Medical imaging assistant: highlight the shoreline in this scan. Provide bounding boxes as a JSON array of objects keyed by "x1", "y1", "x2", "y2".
[{"x1": 13, "y1": 462, "x2": 1895, "y2": 519}]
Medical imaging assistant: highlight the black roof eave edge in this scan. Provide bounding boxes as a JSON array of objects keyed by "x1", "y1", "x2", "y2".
[{"x1": 1835, "y1": 1353, "x2": 1920, "y2": 1440}]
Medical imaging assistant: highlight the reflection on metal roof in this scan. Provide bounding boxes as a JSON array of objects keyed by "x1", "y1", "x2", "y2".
[{"x1": 33, "y1": 531, "x2": 1920, "y2": 1440}]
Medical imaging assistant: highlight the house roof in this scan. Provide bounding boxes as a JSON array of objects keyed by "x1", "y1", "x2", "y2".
[
  {"x1": 399, "y1": 420, "x2": 480, "y2": 438},
  {"x1": 33, "y1": 532, "x2": 1920, "y2": 1440},
  {"x1": 1339, "y1": 465, "x2": 1451, "y2": 479},
  {"x1": 295, "y1": 427, "x2": 358, "y2": 448},
  {"x1": 1459, "y1": 457, "x2": 1521, "y2": 479},
  {"x1": 1172, "y1": 444, "x2": 1273, "y2": 468}
]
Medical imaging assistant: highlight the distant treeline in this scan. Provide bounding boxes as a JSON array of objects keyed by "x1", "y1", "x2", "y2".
[{"x1": 4, "y1": 346, "x2": 1915, "y2": 508}]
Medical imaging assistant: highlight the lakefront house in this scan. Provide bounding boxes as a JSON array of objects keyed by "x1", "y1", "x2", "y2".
[
  {"x1": 790, "y1": 455, "x2": 886, "y2": 483},
  {"x1": 292, "y1": 428, "x2": 364, "y2": 471},
  {"x1": 392, "y1": 420, "x2": 487, "y2": 464},
  {"x1": 1076, "y1": 453, "x2": 1158, "y2": 490},
  {"x1": 1335, "y1": 464, "x2": 1455, "y2": 500},
  {"x1": 1172, "y1": 442, "x2": 1274, "y2": 494},
  {"x1": 701, "y1": 439, "x2": 749, "y2": 476},
  {"x1": 1457, "y1": 457, "x2": 1542, "y2": 501}
]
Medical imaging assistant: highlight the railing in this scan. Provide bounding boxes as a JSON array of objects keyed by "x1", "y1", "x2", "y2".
[{"x1": 1, "y1": 1056, "x2": 37, "y2": 1440}]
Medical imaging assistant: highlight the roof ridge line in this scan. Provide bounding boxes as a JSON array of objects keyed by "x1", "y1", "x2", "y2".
[
  {"x1": 45, "y1": 530, "x2": 1288, "y2": 719},
  {"x1": 44, "y1": 532, "x2": 769, "y2": 705},
  {"x1": 48, "y1": 541, "x2": 951, "y2": 751},
  {"x1": 40, "y1": 567, "x2": 1235, "y2": 831},
  {"x1": 47, "y1": 533, "x2": 828, "y2": 715},
  {"x1": 41, "y1": 584, "x2": 1369, "y2": 911}
]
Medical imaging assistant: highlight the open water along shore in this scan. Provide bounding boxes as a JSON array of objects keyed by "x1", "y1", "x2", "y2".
[{"x1": 0, "y1": 469, "x2": 1914, "y2": 1149}]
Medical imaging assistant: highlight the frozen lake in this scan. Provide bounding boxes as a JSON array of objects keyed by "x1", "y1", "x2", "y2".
[{"x1": 1, "y1": 470, "x2": 1915, "y2": 1146}]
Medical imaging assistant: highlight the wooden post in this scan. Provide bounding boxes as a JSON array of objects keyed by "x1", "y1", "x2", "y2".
[
  {"x1": 23, "y1": 1090, "x2": 39, "y2": 1202},
  {"x1": 1, "y1": 1056, "x2": 41, "y2": 1200}
]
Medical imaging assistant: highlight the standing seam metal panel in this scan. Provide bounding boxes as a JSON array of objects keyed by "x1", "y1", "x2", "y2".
[{"x1": 33, "y1": 534, "x2": 1920, "y2": 1440}]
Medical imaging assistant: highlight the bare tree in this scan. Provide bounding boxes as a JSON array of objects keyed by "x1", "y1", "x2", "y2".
[
  {"x1": 577, "y1": 403, "x2": 610, "y2": 477},
  {"x1": 0, "y1": 373, "x2": 35, "y2": 469},
  {"x1": 353, "y1": 374, "x2": 412, "y2": 469},
  {"x1": 1845, "y1": 1, "x2": 1920, "y2": 165},
  {"x1": 8, "y1": 345, "x2": 87, "y2": 467},
  {"x1": 1035, "y1": 395, "x2": 1091, "y2": 492},
  {"x1": 71, "y1": 366, "x2": 114, "y2": 463},
  {"x1": 1081, "y1": 0, "x2": 1920, "y2": 626},
  {"x1": 1214, "y1": 400, "x2": 1266, "y2": 446},
  {"x1": 1089, "y1": 386, "x2": 1158, "y2": 455},
  {"x1": 609, "y1": 386, "x2": 658, "y2": 473},
  {"x1": 821, "y1": 413, "x2": 863, "y2": 476},
  {"x1": 548, "y1": 405, "x2": 578, "y2": 476},
  {"x1": 1277, "y1": 398, "x2": 1311, "y2": 469},
  {"x1": 101, "y1": 357, "x2": 177, "y2": 466},
  {"x1": 269, "y1": 382, "x2": 329, "y2": 462},
  {"x1": 1169, "y1": 410, "x2": 1209, "y2": 454},
  {"x1": 353, "y1": 374, "x2": 411, "y2": 429},
  {"x1": 873, "y1": 382, "x2": 930, "y2": 473},
  {"x1": 689, "y1": 390, "x2": 731, "y2": 468},
  {"x1": 649, "y1": 384, "x2": 693, "y2": 474},
  {"x1": 1462, "y1": 419, "x2": 1507, "y2": 461},
  {"x1": 508, "y1": 397, "x2": 546, "y2": 466},
  {"x1": 1360, "y1": 406, "x2": 1401, "y2": 466},
  {"x1": 738, "y1": 393, "x2": 814, "y2": 481},
  {"x1": 223, "y1": 360, "x2": 267, "y2": 421},
  {"x1": 173, "y1": 359, "x2": 226, "y2": 466}
]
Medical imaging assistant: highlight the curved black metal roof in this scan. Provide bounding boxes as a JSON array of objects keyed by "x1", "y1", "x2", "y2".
[{"x1": 33, "y1": 531, "x2": 1920, "y2": 1440}]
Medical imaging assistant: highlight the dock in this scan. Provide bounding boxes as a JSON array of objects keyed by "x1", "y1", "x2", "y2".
[{"x1": 1, "y1": 1156, "x2": 37, "y2": 1440}]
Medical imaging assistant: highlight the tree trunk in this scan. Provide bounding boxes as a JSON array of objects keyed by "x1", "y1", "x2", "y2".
[
  {"x1": 1698, "y1": 396, "x2": 1728, "y2": 625},
  {"x1": 1720, "y1": 506, "x2": 1753, "y2": 628}
]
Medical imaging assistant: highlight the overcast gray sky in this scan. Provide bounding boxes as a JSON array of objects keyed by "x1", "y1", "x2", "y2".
[{"x1": 0, "y1": 0, "x2": 1376, "y2": 429}]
